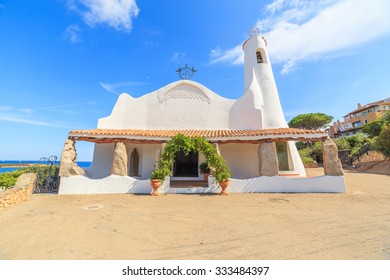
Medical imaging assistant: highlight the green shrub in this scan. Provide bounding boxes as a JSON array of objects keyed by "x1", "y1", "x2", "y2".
[
  {"x1": 295, "y1": 141, "x2": 308, "y2": 150},
  {"x1": 373, "y1": 124, "x2": 390, "y2": 158},
  {"x1": 0, "y1": 165, "x2": 59, "y2": 190},
  {"x1": 333, "y1": 137, "x2": 350, "y2": 151},
  {"x1": 199, "y1": 161, "x2": 210, "y2": 174},
  {"x1": 311, "y1": 141, "x2": 323, "y2": 163},
  {"x1": 298, "y1": 148, "x2": 314, "y2": 163},
  {"x1": 0, "y1": 169, "x2": 28, "y2": 190}
]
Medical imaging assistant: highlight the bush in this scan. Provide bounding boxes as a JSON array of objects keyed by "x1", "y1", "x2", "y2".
[
  {"x1": 374, "y1": 124, "x2": 390, "y2": 158},
  {"x1": 332, "y1": 134, "x2": 370, "y2": 158},
  {"x1": 199, "y1": 161, "x2": 210, "y2": 174},
  {"x1": 363, "y1": 120, "x2": 383, "y2": 137},
  {"x1": 363, "y1": 113, "x2": 390, "y2": 158},
  {"x1": 311, "y1": 142, "x2": 323, "y2": 163},
  {"x1": 345, "y1": 135, "x2": 370, "y2": 155},
  {"x1": 0, "y1": 165, "x2": 59, "y2": 190},
  {"x1": 298, "y1": 148, "x2": 314, "y2": 163},
  {"x1": 333, "y1": 138, "x2": 350, "y2": 151},
  {"x1": 295, "y1": 141, "x2": 308, "y2": 150},
  {"x1": 0, "y1": 169, "x2": 28, "y2": 190}
]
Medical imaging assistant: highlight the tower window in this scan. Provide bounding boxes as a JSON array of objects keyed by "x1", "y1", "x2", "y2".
[{"x1": 256, "y1": 51, "x2": 263, "y2": 63}]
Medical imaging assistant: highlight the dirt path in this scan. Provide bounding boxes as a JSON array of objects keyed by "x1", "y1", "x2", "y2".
[{"x1": 0, "y1": 169, "x2": 389, "y2": 260}]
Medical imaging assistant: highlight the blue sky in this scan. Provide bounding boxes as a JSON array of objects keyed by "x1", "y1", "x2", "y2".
[{"x1": 1, "y1": 0, "x2": 390, "y2": 161}]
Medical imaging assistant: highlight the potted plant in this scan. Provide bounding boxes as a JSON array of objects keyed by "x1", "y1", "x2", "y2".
[
  {"x1": 215, "y1": 169, "x2": 231, "y2": 195},
  {"x1": 199, "y1": 161, "x2": 211, "y2": 182},
  {"x1": 150, "y1": 169, "x2": 166, "y2": 196}
]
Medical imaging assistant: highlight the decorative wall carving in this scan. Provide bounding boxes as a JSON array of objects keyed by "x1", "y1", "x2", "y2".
[{"x1": 159, "y1": 84, "x2": 211, "y2": 103}]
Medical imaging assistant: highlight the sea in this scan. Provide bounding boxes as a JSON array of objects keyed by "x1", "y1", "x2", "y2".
[{"x1": 0, "y1": 160, "x2": 92, "y2": 174}]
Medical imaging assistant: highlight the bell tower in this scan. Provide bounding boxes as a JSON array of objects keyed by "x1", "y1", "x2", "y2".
[
  {"x1": 235, "y1": 28, "x2": 306, "y2": 176},
  {"x1": 242, "y1": 28, "x2": 288, "y2": 128}
]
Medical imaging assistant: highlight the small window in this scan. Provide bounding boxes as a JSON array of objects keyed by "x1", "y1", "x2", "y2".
[
  {"x1": 130, "y1": 148, "x2": 140, "y2": 176},
  {"x1": 256, "y1": 51, "x2": 263, "y2": 63},
  {"x1": 364, "y1": 119, "x2": 368, "y2": 125}
]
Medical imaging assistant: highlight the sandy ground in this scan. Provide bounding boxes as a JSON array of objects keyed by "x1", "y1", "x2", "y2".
[{"x1": 0, "y1": 168, "x2": 389, "y2": 260}]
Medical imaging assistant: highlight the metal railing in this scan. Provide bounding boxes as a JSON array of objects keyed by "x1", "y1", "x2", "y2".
[{"x1": 32, "y1": 156, "x2": 60, "y2": 193}]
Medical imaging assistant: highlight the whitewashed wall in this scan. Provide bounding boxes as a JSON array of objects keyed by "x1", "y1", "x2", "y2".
[
  {"x1": 98, "y1": 81, "x2": 235, "y2": 130},
  {"x1": 59, "y1": 175, "x2": 346, "y2": 195},
  {"x1": 85, "y1": 143, "x2": 114, "y2": 179},
  {"x1": 219, "y1": 143, "x2": 259, "y2": 179}
]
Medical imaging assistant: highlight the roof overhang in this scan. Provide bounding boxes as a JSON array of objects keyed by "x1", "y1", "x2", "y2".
[{"x1": 68, "y1": 128, "x2": 329, "y2": 144}]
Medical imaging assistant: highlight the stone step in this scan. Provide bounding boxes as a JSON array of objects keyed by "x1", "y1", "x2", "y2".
[{"x1": 169, "y1": 180, "x2": 208, "y2": 188}]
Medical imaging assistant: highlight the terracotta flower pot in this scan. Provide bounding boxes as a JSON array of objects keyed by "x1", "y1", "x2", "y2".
[
  {"x1": 203, "y1": 173, "x2": 210, "y2": 182},
  {"x1": 150, "y1": 179, "x2": 161, "y2": 196},
  {"x1": 219, "y1": 180, "x2": 229, "y2": 195}
]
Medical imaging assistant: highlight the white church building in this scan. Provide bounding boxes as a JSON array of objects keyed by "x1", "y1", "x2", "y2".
[{"x1": 58, "y1": 30, "x2": 346, "y2": 194}]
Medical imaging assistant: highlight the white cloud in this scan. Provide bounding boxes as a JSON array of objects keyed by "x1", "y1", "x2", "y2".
[
  {"x1": 265, "y1": 0, "x2": 286, "y2": 15},
  {"x1": 33, "y1": 102, "x2": 94, "y2": 111},
  {"x1": 20, "y1": 108, "x2": 33, "y2": 113},
  {"x1": 0, "y1": 102, "x2": 96, "y2": 127},
  {"x1": 17, "y1": 102, "x2": 94, "y2": 117},
  {"x1": 0, "y1": 105, "x2": 13, "y2": 111},
  {"x1": 99, "y1": 81, "x2": 149, "y2": 95},
  {"x1": 171, "y1": 52, "x2": 186, "y2": 63},
  {"x1": 100, "y1": 82, "x2": 119, "y2": 95},
  {"x1": 0, "y1": 114, "x2": 69, "y2": 128},
  {"x1": 69, "y1": 0, "x2": 140, "y2": 32},
  {"x1": 209, "y1": 45, "x2": 242, "y2": 65},
  {"x1": 210, "y1": 0, "x2": 390, "y2": 74},
  {"x1": 63, "y1": 24, "x2": 81, "y2": 43},
  {"x1": 280, "y1": 59, "x2": 299, "y2": 75}
]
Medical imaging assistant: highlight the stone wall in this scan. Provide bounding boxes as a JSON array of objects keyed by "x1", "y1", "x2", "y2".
[
  {"x1": 258, "y1": 142, "x2": 278, "y2": 176},
  {"x1": 0, "y1": 173, "x2": 36, "y2": 210},
  {"x1": 59, "y1": 139, "x2": 85, "y2": 177},
  {"x1": 303, "y1": 162, "x2": 319, "y2": 168},
  {"x1": 322, "y1": 139, "x2": 344, "y2": 176}
]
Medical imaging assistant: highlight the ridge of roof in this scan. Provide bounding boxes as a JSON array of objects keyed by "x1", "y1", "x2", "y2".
[{"x1": 344, "y1": 97, "x2": 390, "y2": 116}]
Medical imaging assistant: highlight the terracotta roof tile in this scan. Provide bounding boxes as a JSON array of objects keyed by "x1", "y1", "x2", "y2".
[{"x1": 69, "y1": 128, "x2": 327, "y2": 143}]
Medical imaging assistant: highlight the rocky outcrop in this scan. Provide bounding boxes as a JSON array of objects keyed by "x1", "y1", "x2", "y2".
[
  {"x1": 0, "y1": 173, "x2": 36, "y2": 210},
  {"x1": 322, "y1": 139, "x2": 343, "y2": 176},
  {"x1": 258, "y1": 142, "x2": 278, "y2": 176},
  {"x1": 59, "y1": 139, "x2": 85, "y2": 177},
  {"x1": 111, "y1": 142, "x2": 128, "y2": 176}
]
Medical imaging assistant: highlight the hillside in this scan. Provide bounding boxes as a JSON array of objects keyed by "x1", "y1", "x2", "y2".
[{"x1": 352, "y1": 151, "x2": 390, "y2": 175}]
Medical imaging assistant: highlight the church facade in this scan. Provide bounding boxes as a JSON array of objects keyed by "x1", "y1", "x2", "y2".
[{"x1": 58, "y1": 31, "x2": 346, "y2": 194}]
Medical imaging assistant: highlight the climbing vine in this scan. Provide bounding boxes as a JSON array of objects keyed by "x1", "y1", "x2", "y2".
[{"x1": 151, "y1": 134, "x2": 231, "y2": 182}]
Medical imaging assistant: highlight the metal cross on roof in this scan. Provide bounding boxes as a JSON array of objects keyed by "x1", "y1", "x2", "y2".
[{"x1": 176, "y1": 64, "x2": 197, "y2": 80}]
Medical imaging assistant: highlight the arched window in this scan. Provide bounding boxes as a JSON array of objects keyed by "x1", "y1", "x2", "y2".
[
  {"x1": 130, "y1": 148, "x2": 140, "y2": 176},
  {"x1": 256, "y1": 50, "x2": 263, "y2": 63}
]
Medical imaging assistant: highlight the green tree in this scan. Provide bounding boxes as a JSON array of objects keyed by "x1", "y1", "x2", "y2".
[
  {"x1": 375, "y1": 124, "x2": 390, "y2": 158},
  {"x1": 288, "y1": 113, "x2": 333, "y2": 130},
  {"x1": 362, "y1": 120, "x2": 383, "y2": 137},
  {"x1": 333, "y1": 137, "x2": 350, "y2": 151},
  {"x1": 363, "y1": 112, "x2": 390, "y2": 137},
  {"x1": 361, "y1": 112, "x2": 390, "y2": 158}
]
